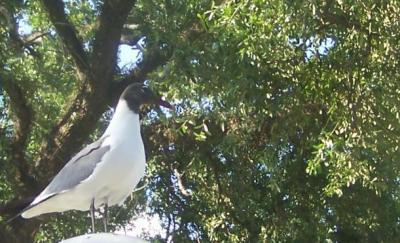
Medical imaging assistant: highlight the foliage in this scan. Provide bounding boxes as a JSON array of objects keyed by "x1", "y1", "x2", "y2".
[{"x1": 0, "y1": 0, "x2": 399, "y2": 242}]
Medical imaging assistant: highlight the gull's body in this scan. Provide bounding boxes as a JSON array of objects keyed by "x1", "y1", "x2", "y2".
[
  {"x1": 18, "y1": 83, "x2": 171, "y2": 232},
  {"x1": 22, "y1": 100, "x2": 145, "y2": 218}
]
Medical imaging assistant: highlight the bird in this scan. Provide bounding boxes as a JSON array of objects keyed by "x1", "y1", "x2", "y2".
[{"x1": 17, "y1": 83, "x2": 172, "y2": 232}]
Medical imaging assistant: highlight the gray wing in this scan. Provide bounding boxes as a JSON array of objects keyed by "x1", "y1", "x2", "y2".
[{"x1": 42, "y1": 135, "x2": 110, "y2": 197}]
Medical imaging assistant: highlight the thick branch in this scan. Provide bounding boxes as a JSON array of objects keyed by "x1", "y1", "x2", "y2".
[
  {"x1": 2, "y1": 81, "x2": 32, "y2": 156},
  {"x1": 91, "y1": 0, "x2": 137, "y2": 88},
  {"x1": 2, "y1": 79, "x2": 37, "y2": 192},
  {"x1": 41, "y1": 0, "x2": 89, "y2": 78}
]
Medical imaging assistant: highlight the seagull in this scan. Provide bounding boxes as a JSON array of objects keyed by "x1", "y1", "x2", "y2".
[{"x1": 17, "y1": 83, "x2": 172, "y2": 232}]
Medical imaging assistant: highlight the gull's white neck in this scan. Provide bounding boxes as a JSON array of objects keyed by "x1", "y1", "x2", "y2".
[{"x1": 103, "y1": 99, "x2": 141, "y2": 138}]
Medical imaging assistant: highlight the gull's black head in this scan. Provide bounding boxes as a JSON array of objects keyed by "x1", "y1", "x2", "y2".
[{"x1": 120, "y1": 83, "x2": 172, "y2": 113}]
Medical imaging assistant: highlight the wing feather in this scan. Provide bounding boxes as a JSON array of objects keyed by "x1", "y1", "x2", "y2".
[{"x1": 31, "y1": 135, "x2": 110, "y2": 205}]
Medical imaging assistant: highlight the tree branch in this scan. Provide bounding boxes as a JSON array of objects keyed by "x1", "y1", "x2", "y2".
[
  {"x1": 2, "y1": 79, "x2": 37, "y2": 193},
  {"x1": 173, "y1": 168, "x2": 192, "y2": 197},
  {"x1": 41, "y1": 0, "x2": 89, "y2": 79},
  {"x1": 22, "y1": 31, "x2": 50, "y2": 45},
  {"x1": 2, "y1": 80, "x2": 32, "y2": 157},
  {"x1": 0, "y1": 5, "x2": 24, "y2": 52},
  {"x1": 91, "y1": 0, "x2": 137, "y2": 88}
]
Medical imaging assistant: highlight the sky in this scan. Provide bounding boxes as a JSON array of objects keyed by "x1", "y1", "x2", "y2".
[
  {"x1": 115, "y1": 211, "x2": 165, "y2": 240},
  {"x1": 118, "y1": 44, "x2": 140, "y2": 69}
]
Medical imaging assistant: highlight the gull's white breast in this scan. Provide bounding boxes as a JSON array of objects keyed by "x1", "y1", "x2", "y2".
[{"x1": 79, "y1": 100, "x2": 146, "y2": 208}]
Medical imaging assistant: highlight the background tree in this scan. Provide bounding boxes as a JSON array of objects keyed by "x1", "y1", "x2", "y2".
[{"x1": 1, "y1": 0, "x2": 399, "y2": 242}]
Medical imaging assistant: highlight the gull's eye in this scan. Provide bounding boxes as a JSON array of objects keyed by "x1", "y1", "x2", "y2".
[{"x1": 141, "y1": 85, "x2": 148, "y2": 94}]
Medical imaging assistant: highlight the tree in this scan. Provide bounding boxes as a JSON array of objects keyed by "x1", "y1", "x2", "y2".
[{"x1": 1, "y1": 0, "x2": 399, "y2": 242}]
